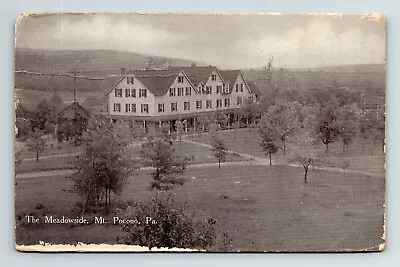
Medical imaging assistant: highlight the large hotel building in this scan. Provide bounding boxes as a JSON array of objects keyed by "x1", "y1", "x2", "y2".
[{"x1": 105, "y1": 65, "x2": 260, "y2": 134}]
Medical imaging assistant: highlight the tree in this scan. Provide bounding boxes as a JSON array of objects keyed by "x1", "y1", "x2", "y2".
[
  {"x1": 358, "y1": 108, "x2": 385, "y2": 153},
  {"x1": 175, "y1": 120, "x2": 184, "y2": 148},
  {"x1": 336, "y1": 104, "x2": 359, "y2": 154},
  {"x1": 140, "y1": 136, "x2": 189, "y2": 190},
  {"x1": 26, "y1": 130, "x2": 45, "y2": 162},
  {"x1": 119, "y1": 193, "x2": 216, "y2": 250},
  {"x1": 132, "y1": 123, "x2": 146, "y2": 140},
  {"x1": 16, "y1": 118, "x2": 32, "y2": 140},
  {"x1": 211, "y1": 135, "x2": 228, "y2": 169},
  {"x1": 266, "y1": 101, "x2": 300, "y2": 158},
  {"x1": 290, "y1": 130, "x2": 317, "y2": 183},
  {"x1": 208, "y1": 122, "x2": 219, "y2": 138},
  {"x1": 358, "y1": 111, "x2": 372, "y2": 153},
  {"x1": 197, "y1": 114, "x2": 210, "y2": 135},
  {"x1": 370, "y1": 108, "x2": 385, "y2": 149},
  {"x1": 71, "y1": 116, "x2": 136, "y2": 212},
  {"x1": 240, "y1": 98, "x2": 259, "y2": 129},
  {"x1": 112, "y1": 120, "x2": 133, "y2": 144},
  {"x1": 259, "y1": 115, "x2": 280, "y2": 165},
  {"x1": 212, "y1": 111, "x2": 228, "y2": 129},
  {"x1": 315, "y1": 97, "x2": 341, "y2": 153}
]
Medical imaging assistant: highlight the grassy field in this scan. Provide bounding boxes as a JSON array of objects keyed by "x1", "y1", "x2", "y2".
[
  {"x1": 188, "y1": 128, "x2": 385, "y2": 176},
  {"x1": 16, "y1": 139, "x2": 248, "y2": 174},
  {"x1": 15, "y1": 88, "x2": 104, "y2": 110},
  {"x1": 15, "y1": 164, "x2": 385, "y2": 251}
]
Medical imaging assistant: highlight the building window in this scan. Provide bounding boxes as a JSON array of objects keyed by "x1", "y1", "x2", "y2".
[
  {"x1": 185, "y1": 87, "x2": 191, "y2": 95},
  {"x1": 216, "y1": 99, "x2": 222, "y2": 108},
  {"x1": 131, "y1": 103, "x2": 136, "y2": 113},
  {"x1": 114, "y1": 88, "x2": 122, "y2": 97},
  {"x1": 240, "y1": 84, "x2": 244, "y2": 92},
  {"x1": 235, "y1": 84, "x2": 239, "y2": 92},
  {"x1": 125, "y1": 88, "x2": 131, "y2": 97},
  {"x1": 141, "y1": 104, "x2": 149, "y2": 113},
  {"x1": 169, "y1": 88, "x2": 176, "y2": 97},
  {"x1": 224, "y1": 98, "x2": 230, "y2": 107},
  {"x1": 113, "y1": 103, "x2": 121, "y2": 112},
  {"x1": 171, "y1": 102, "x2": 178, "y2": 112},
  {"x1": 184, "y1": 101, "x2": 190, "y2": 111},
  {"x1": 225, "y1": 84, "x2": 229, "y2": 93},
  {"x1": 125, "y1": 103, "x2": 131, "y2": 112},
  {"x1": 206, "y1": 100, "x2": 212, "y2": 109},
  {"x1": 131, "y1": 89, "x2": 136, "y2": 98},
  {"x1": 216, "y1": 85, "x2": 222, "y2": 94},
  {"x1": 139, "y1": 89, "x2": 147, "y2": 98},
  {"x1": 205, "y1": 86, "x2": 212, "y2": 95},
  {"x1": 211, "y1": 74, "x2": 217, "y2": 81},
  {"x1": 178, "y1": 87, "x2": 184, "y2": 96},
  {"x1": 127, "y1": 76, "x2": 134, "y2": 84},
  {"x1": 237, "y1": 97, "x2": 242, "y2": 106},
  {"x1": 178, "y1": 76, "x2": 184, "y2": 83},
  {"x1": 158, "y1": 103, "x2": 165, "y2": 113},
  {"x1": 196, "y1": 100, "x2": 202, "y2": 109}
]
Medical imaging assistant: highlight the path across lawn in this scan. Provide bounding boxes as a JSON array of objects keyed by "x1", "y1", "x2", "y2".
[{"x1": 16, "y1": 138, "x2": 383, "y2": 179}]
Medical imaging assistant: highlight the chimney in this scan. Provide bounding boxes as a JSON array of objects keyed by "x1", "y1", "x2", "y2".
[{"x1": 121, "y1": 67, "x2": 126, "y2": 75}]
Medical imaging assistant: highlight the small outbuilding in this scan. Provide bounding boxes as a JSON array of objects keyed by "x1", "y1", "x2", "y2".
[{"x1": 56, "y1": 102, "x2": 90, "y2": 143}]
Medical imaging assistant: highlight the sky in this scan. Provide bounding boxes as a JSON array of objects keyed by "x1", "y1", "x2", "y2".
[{"x1": 15, "y1": 13, "x2": 386, "y2": 69}]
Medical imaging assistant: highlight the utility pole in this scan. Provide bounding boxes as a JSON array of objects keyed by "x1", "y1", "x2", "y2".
[{"x1": 73, "y1": 68, "x2": 77, "y2": 103}]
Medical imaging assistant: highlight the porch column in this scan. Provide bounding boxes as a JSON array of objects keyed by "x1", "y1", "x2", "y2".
[{"x1": 184, "y1": 119, "x2": 188, "y2": 132}]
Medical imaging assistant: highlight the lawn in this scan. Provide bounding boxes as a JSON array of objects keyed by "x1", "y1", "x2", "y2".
[
  {"x1": 187, "y1": 128, "x2": 385, "y2": 175},
  {"x1": 16, "y1": 140, "x2": 248, "y2": 174},
  {"x1": 15, "y1": 165, "x2": 385, "y2": 251}
]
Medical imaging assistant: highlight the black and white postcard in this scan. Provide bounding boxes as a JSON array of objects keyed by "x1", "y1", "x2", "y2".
[{"x1": 14, "y1": 13, "x2": 386, "y2": 252}]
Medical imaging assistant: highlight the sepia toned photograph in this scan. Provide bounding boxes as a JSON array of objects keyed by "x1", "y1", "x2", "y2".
[{"x1": 14, "y1": 13, "x2": 385, "y2": 252}]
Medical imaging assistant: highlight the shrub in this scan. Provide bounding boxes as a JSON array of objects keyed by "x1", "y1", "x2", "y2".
[{"x1": 118, "y1": 193, "x2": 216, "y2": 250}]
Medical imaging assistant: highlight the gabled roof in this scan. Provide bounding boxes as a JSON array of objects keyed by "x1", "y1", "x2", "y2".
[
  {"x1": 136, "y1": 74, "x2": 178, "y2": 96},
  {"x1": 57, "y1": 102, "x2": 90, "y2": 120},
  {"x1": 219, "y1": 70, "x2": 240, "y2": 85},
  {"x1": 168, "y1": 66, "x2": 216, "y2": 86},
  {"x1": 106, "y1": 70, "x2": 180, "y2": 96}
]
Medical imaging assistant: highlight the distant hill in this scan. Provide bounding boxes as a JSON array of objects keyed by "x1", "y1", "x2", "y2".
[
  {"x1": 242, "y1": 64, "x2": 385, "y2": 98},
  {"x1": 299, "y1": 64, "x2": 385, "y2": 73},
  {"x1": 15, "y1": 48, "x2": 197, "y2": 76},
  {"x1": 14, "y1": 48, "x2": 385, "y2": 109}
]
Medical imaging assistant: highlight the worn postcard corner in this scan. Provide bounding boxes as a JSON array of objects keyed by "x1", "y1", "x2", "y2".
[{"x1": 14, "y1": 12, "x2": 386, "y2": 252}]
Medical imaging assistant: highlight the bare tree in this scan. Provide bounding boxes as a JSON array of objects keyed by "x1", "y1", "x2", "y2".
[
  {"x1": 211, "y1": 135, "x2": 228, "y2": 169},
  {"x1": 26, "y1": 130, "x2": 45, "y2": 162},
  {"x1": 259, "y1": 115, "x2": 280, "y2": 165}
]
